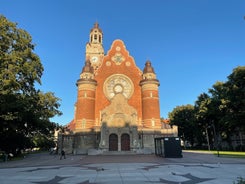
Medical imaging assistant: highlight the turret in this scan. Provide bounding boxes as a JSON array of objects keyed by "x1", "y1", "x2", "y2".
[
  {"x1": 74, "y1": 60, "x2": 97, "y2": 132},
  {"x1": 140, "y1": 60, "x2": 161, "y2": 129}
]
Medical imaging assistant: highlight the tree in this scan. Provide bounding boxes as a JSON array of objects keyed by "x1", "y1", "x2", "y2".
[
  {"x1": 0, "y1": 15, "x2": 62, "y2": 154},
  {"x1": 225, "y1": 66, "x2": 245, "y2": 131},
  {"x1": 194, "y1": 91, "x2": 222, "y2": 150},
  {"x1": 0, "y1": 15, "x2": 43, "y2": 95},
  {"x1": 194, "y1": 66, "x2": 245, "y2": 150},
  {"x1": 169, "y1": 66, "x2": 244, "y2": 150},
  {"x1": 223, "y1": 66, "x2": 245, "y2": 150},
  {"x1": 168, "y1": 104, "x2": 199, "y2": 147}
]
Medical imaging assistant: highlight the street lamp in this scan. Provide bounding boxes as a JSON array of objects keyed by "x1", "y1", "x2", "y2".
[
  {"x1": 205, "y1": 127, "x2": 210, "y2": 151},
  {"x1": 211, "y1": 124, "x2": 219, "y2": 157}
]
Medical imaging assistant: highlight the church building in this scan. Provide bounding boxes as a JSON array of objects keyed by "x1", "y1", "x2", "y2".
[{"x1": 59, "y1": 23, "x2": 177, "y2": 154}]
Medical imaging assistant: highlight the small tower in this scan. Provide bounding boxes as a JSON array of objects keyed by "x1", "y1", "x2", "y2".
[
  {"x1": 140, "y1": 60, "x2": 161, "y2": 129},
  {"x1": 90, "y1": 22, "x2": 103, "y2": 44},
  {"x1": 85, "y1": 22, "x2": 104, "y2": 71},
  {"x1": 74, "y1": 60, "x2": 97, "y2": 132}
]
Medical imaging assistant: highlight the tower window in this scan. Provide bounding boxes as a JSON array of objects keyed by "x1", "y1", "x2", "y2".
[
  {"x1": 94, "y1": 34, "x2": 97, "y2": 40},
  {"x1": 150, "y1": 92, "x2": 153, "y2": 97},
  {"x1": 82, "y1": 119, "x2": 86, "y2": 128},
  {"x1": 151, "y1": 119, "x2": 155, "y2": 127},
  {"x1": 99, "y1": 35, "x2": 101, "y2": 43}
]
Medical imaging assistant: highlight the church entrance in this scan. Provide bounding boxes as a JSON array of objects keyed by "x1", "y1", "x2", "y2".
[
  {"x1": 121, "y1": 133, "x2": 130, "y2": 151},
  {"x1": 109, "y1": 134, "x2": 118, "y2": 151}
]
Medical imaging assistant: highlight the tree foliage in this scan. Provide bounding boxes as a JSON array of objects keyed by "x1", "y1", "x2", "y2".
[
  {"x1": 168, "y1": 104, "x2": 199, "y2": 146},
  {"x1": 169, "y1": 66, "x2": 245, "y2": 150},
  {"x1": 225, "y1": 66, "x2": 245, "y2": 131},
  {"x1": 0, "y1": 15, "x2": 62, "y2": 154}
]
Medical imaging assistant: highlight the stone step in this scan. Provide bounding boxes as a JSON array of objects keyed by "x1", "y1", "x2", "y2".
[{"x1": 102, "y1": 151, "x2": 138, "y2": 155}]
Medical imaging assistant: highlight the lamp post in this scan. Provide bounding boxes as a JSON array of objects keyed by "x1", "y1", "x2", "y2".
[
  {"x1": 211, "y1": 124, "x2": 219, "y2": 157},
  {"x1": 205, "y1": 127, "x2": 210, "y2": 151}
]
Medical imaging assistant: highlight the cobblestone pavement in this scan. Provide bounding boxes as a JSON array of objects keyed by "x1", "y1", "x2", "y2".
[{"x1": 0, "y1": 151, "x2": 245, "y2": 184}]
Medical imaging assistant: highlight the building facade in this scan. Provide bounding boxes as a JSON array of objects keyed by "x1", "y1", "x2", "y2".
[{"x1": 59, "y1": 23, "x2": 177, "y2": 154}]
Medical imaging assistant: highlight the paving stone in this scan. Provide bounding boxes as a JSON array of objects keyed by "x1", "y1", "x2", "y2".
[{"x1": 0, "y1": 151, "x2": 245, "y2": 184}]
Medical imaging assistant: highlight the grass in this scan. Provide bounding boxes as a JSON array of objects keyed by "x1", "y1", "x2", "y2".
[
  {"x1": 184, "y1": 150, "x2": 245, "y2": 158},
  {"x1": 213, "y1": 151, "x2": 245, "y2": 158}
]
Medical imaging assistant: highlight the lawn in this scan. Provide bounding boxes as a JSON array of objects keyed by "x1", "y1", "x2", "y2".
[
  {"x1": 213, "y1": 151, "x2": 245, "y2": 158},
  {"x1": 184, "y1": 150, "x2": 245, "y2": 158}
]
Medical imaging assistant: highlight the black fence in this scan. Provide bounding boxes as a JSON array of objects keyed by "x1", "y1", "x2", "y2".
[{"x1": 155, "y1": 137, "x2": 182, "y2": 158}]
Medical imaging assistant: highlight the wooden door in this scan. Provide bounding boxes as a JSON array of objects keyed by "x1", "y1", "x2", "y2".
[
  {"x1": 109, "y1": 134, "x2": 118, "y2": 151},
  {"x1": 121, "y1": 133, "x2": 130, "y2": 151}
]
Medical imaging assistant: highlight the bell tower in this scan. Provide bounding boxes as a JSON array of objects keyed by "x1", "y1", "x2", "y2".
[
  {"x1": 85, "y1": 22, "x2": 104, "y2": 71},
  {"x1": 140, "y1": 60, "x2": 161, "y2": 129}
]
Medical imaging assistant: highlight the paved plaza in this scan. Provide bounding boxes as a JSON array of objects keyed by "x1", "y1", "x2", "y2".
[{"x1": 0, "y1": 151, "x2": 245, "y2": 184}]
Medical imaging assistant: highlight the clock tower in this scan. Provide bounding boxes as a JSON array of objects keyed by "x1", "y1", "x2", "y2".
[{"x1": 85, "y1": 22, "x2": 104, "y2": 71}]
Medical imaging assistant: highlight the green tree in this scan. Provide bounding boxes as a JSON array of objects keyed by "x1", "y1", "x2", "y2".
[
  {"x1": 225, "y1": 66, "x2": 245, "y2": 131},
  {"x1": 0, "y1": 15, "x2": 62, "y2": 154},
  {"x1": 168, "y1": 104, "x2": 199, "y2": 147},
  {"x1": 223, "y1": 66, "x2": 245, "y2": 150},
  {"x1": 195, "y1": 91, "x2": 222, "y2": 150},
  {"x1": 194, "y1": 66, "x2": 245, "y2": 150}
]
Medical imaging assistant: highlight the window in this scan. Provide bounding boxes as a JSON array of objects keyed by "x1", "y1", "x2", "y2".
[
  {"x1": 82, "y1": 119, "x2": 86, "y2": 128},
  {"x1": 150, "y1": 92, "x2": 153, "y2": 97},
  {"x1": 151, "y1": 119, "x2": 155, "y2": 127}
]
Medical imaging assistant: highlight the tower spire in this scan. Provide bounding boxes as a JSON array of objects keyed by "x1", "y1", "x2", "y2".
[{"x1": 94, "y1": 21, "x2": 99, "y2": 28}]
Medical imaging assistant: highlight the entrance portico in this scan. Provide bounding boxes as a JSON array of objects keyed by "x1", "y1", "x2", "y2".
[
  {"x1": 108, "y1": 133, "x2": 130, "y2": 151},
  {"x1": 100, "y1": 122, "x2": 139, "y2": 152}
]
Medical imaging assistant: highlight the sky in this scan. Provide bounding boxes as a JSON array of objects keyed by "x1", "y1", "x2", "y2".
[{"x1": 1, "y1": 0, "x2": 245, "y2": 125}]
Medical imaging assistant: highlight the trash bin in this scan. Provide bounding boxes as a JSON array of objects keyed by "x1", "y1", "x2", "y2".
[{"x1": 155, "y1": 137, "x2": 182, "y2": 158}]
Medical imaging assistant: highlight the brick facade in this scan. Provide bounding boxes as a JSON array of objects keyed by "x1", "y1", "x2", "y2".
[{"x1": 61, "y1": 23, "x2": 177, "y2": 154}]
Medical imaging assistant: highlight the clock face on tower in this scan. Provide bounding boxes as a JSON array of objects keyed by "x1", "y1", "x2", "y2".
[
  {"x1": 91, "y1": 56, "x2": 98, "y2": 63},
  {"x1": 104, "y1": 74, "x2": 134, "y2": 100}
]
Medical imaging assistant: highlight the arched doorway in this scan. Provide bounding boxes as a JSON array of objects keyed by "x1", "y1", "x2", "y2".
[
  {"x1": 109, "y1": 134, "x2": 118, "y2": 151},
  {"x1": 121, "y1": 133, "x2": 130, "y2": 151}
]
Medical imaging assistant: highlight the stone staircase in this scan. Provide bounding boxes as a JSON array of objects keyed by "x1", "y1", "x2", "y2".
[
  {"x1": 102, "y1": 151, "x2": 138, "y2": 155},
  {"x1": 88, "y1": 148, "x2": 154, "y2": 155}
]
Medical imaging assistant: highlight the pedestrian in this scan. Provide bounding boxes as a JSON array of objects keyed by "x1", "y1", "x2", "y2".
[
  {"x1": 60, "y1": 150, "x2": 66, "y2": 160},
  {"x1": 4, "y1": 152, "x2": 8, "y2": 162}
]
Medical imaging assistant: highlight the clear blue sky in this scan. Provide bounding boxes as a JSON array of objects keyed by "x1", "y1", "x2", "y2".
[{"x1": 1, "y1": 0, "x2": 245, "y2": 125}]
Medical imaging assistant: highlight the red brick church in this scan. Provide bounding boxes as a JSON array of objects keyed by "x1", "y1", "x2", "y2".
[{"x1": 59, "y1": 23, "x2": 177, "y2": 154}]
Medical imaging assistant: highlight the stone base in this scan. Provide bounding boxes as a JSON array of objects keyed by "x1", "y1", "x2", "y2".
[
  {"x1": 88, "y1": 149, "x2": 103, "y2": 155},
  {"x1": 58, "y1": 129, "x2": 175, "y2": 155}
]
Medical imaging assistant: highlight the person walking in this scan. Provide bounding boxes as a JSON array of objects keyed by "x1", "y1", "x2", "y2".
[{"x1": 60, "y1": 150, "x2": 66, "y2": 160}]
